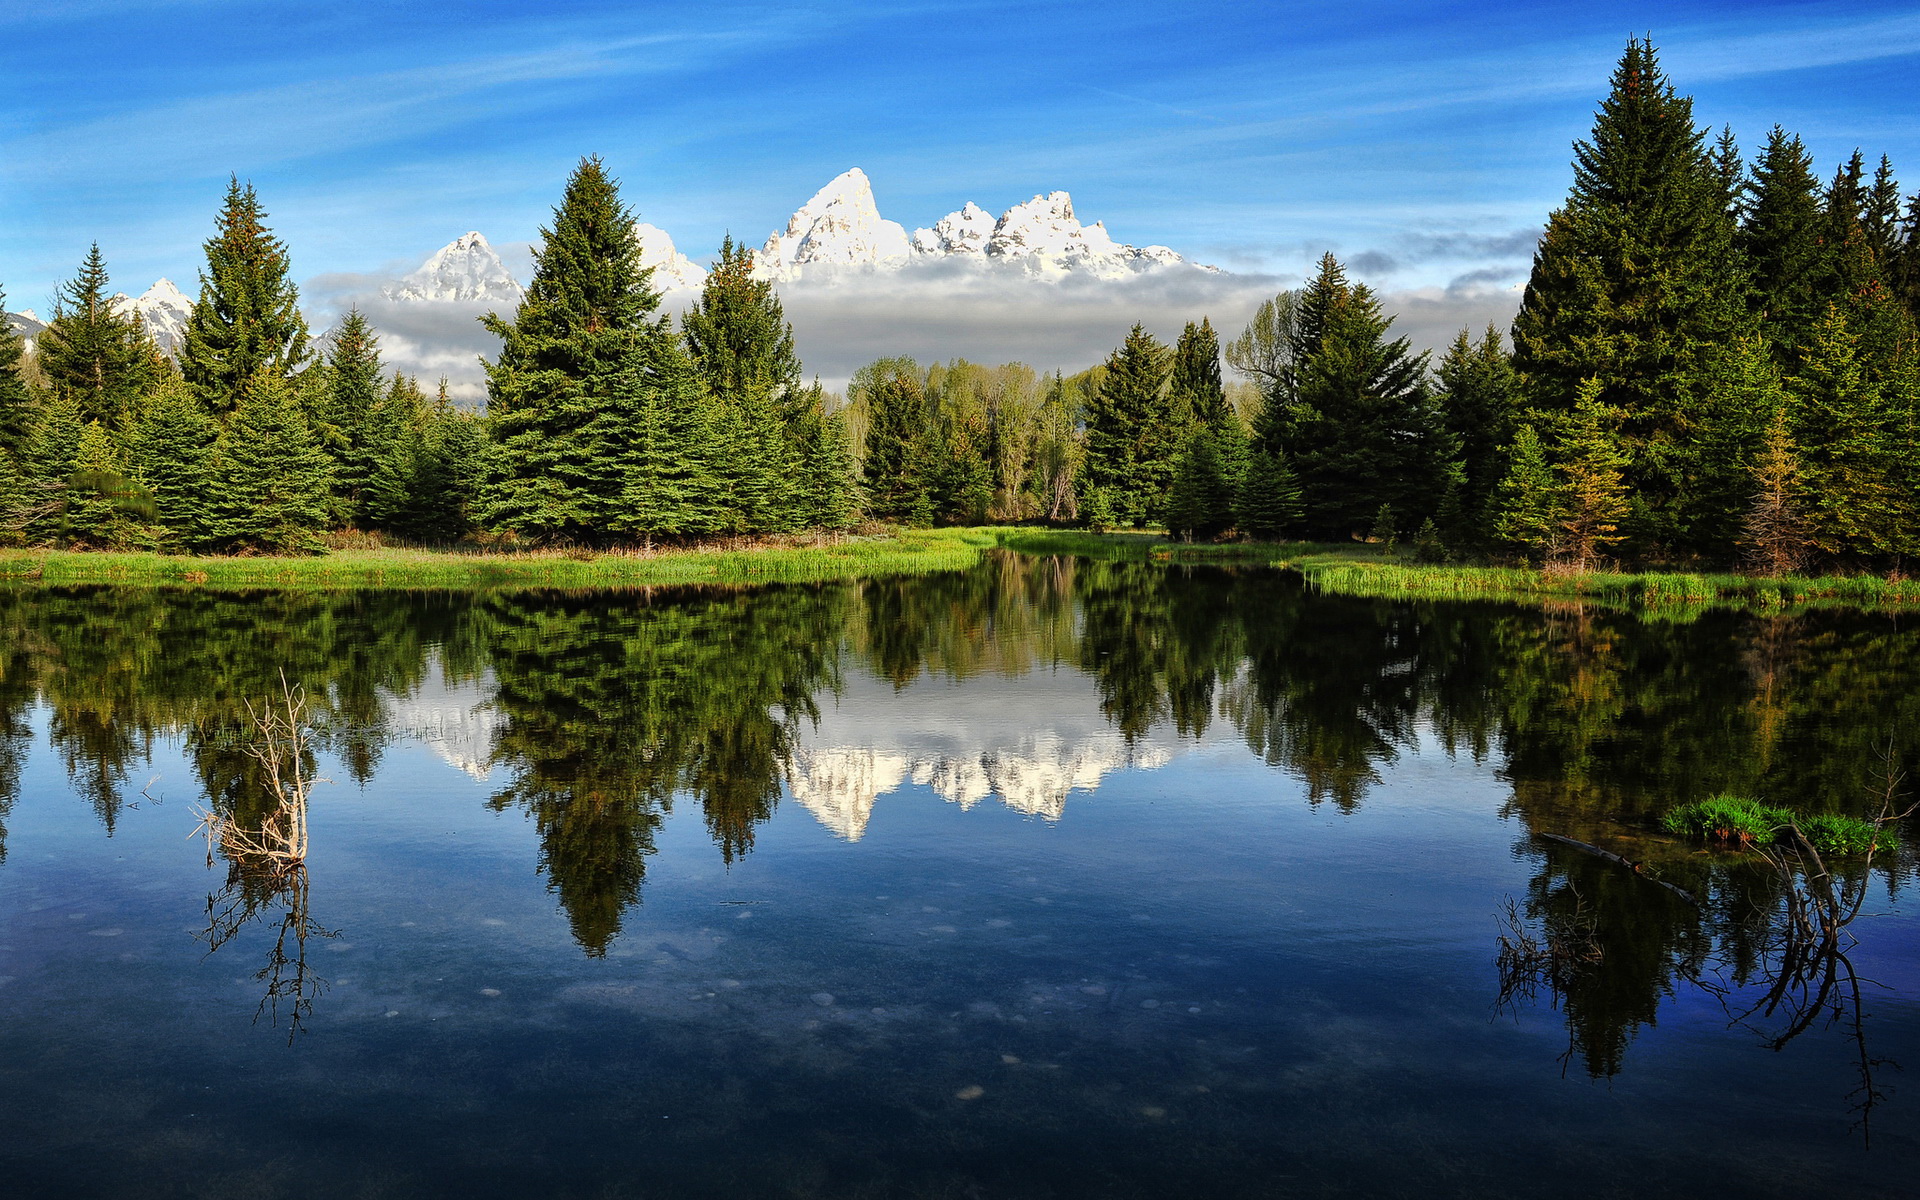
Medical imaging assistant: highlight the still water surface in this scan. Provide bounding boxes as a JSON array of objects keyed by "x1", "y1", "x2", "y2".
[{"x1": 0, "y1": 555, "x2": 1915, "y2": 1197}]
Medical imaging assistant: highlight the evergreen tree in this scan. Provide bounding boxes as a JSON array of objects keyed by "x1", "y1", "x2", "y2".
[
  {"x1": 0, "y1": 284, "x2": 35, "y2": 458},
  {"x1": 683, "y1": 236, "x2": 805, "y2": 532},
  {"x1": 317, "y1": 310, "x2": 385, "y2": 524},
  {"x1": 860, "y1": 363, "x2": 930, "y2": 521},
  {"x1": 1165, "y1": 428, "x2": 1235, "y2": 541},
  {"x1": 36, "y1": 245, "x2": 164, "y2": 432},
  {"x1": 1740, "y1": 404, "x2": 1813, "y2": 576},
  {"x1": 1788, "y1": 304, "x2": 1898, "y2": 560},
  {"x1": 1435, "y1": 324, "x2": 1520, "y2": 541},
  {"x1": 1738, "y1": 127, "x2": 1826, "y2": 357},
  {"x1": 1234, "y1": 449, "x2": 1304, "y2": 541},
  {"x1": 792, "y1": 391, "x2": 858, "y2": 532},
  {"x1": 1511, "y1": 38, "x2": 1748, "y2": 551},
  {"x1": 1863, "y1": 156, "x2": 1903, "y2": 266},
  {"x1": 480, "y1": 157, "x2": 661, "y2": 541},
  {"x1": 1555, "y1": 381, "x2": 1632, "y2": 571},
  {"x1": 208, "y1": 371, "x2": 334, "y2": 553},
  {"x1": 61, "y1": 422, "x2": 153, "y2": 549},
  {"x1": 131, "y1": 379, "x2": 218, "y2": 550},
  {"x1": 1272, "y1": 255, "x2": 1444, "y2": 538},
  {"x1": 363, "y1": 373, "x2": 427, "y2": 532},
  {"x1": 1169, "y1": 318, "x2": 1228, "y2": 432},
  {"x1": 609, "y1": 337, "x2": 724, "y2": 543},
  {"x1": 1493, "y1": 425, "x2": 1561, "y2": 561},
  {"x1": 1080, "y1": 324, "x2": 1174, "y2": 526},
  {"x1": 179, "y1": 179, "x2": 310, "y2": 415},
  {"x1": 1685, "y1": 335, "x2": 1784, "y2": 552}
]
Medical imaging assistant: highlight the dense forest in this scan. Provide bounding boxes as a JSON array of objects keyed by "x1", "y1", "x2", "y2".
[{"x1": 3, "y1": 38, "x2": 1919, "y2": 570}]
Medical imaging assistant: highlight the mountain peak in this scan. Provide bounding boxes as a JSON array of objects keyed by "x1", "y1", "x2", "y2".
[
  {"x1": 755, "y1": 167, "x2": 912, "y2": 280},
  {"x1": 385, "y1": 232, "x2": 524, "y2": 304},
  {"x1": 110, "y1": 278, "x2": 194, "y2": 355}
]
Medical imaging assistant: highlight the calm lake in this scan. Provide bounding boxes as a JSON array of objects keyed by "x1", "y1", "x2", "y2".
[{"x1": 0, "y1": 554, "x2": 1915, "y2": 1198}]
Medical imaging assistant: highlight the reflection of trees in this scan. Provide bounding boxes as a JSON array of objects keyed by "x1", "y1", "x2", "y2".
[{"x1": 480, "y1": 585, "x2": 848, "y2": 954}]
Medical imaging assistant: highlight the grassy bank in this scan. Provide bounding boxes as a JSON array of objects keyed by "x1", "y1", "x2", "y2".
[
  {"x1": 992, "y1": 529, "x2": 1920, "y2": 612},
  {"x1": 7, "y1": 527, "x2": 1920, "y2": 611},
  {"x1": 0, "y1": 528, "x2": 998, "y2": 591}
]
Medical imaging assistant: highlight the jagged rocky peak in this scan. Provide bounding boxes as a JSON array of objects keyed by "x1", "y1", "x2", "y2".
[
  {"x1": 111, "y1": 278, "x2": 193, "y2": 355},
  {"x1": 755, "y1": 167, "x2": 912, "y2": 280},
  {"x1": 634, "y1": 222, "x2": 706, "y2": 293},
  {"x1": 385, "y1": 231, "x2": 525, "y2": 304},
  {"x1": 910, "y1": 201, "x2": 996, "y2": 257}
]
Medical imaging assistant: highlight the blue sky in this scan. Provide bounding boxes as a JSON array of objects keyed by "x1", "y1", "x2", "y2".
[{"x1": 3, "y1": 1, "x2": 1918, "y2": 348}]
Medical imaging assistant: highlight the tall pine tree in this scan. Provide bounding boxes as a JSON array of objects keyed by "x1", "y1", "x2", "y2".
[
  {"x1": 179, "y1": 179, "x2": 310, "y2": 415},
  {"x1": 1435, "y1": 324, "x2": 1519, "y2": 542},
  {"x1": 208, "y1": 371, "x2": 335, "y2": 553},
  {"x1": 36, "y1": 245, "x2": 164, "y2": 432},
  {"x1": 1080, "y1": 324, "x2": 1174, "y2": 527},
  {"x1": 480, "y1": 156, "x2": 661, "y2": 541},
  {"x1": 1739, "y1": 127, "x2": 1826, "y2": 359},
  {"x1": 0, "y1": 284, "x2": 35, "y2": 458},
  {"x1": 1511, "y1": 38, "x2": 1748, "y2": 552}
]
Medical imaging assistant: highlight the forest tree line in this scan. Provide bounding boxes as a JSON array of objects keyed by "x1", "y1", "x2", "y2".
[{"x1": 4, "y1": 39, "x2": 1920, "y2": 569}]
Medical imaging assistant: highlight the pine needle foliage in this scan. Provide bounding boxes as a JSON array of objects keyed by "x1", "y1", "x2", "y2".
[{"x1": 180, "y1": 179, "x2": 310, "y2": 415}]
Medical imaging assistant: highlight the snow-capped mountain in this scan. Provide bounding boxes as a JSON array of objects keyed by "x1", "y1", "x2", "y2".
[
  {"x1": 110, "y1": 278, "x2": 193, "y2": 355},
  {"x1": 384, "y1": 231, "x2": 526, "y2": 304},
  {"x1": 634, "y1": 222, "x2": 705, "y2": 293},
  {"x1": 753, "y1": 168, "x2": 1208, "y2": 282},
  {"x1": 5, "y1": 309, "x2": 44, "y2": 352},
  {"x1": 755, "y1": 167, "x2": 913, "y2": 281}
]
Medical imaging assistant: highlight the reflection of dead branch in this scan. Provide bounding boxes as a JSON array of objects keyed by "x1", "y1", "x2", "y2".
[
  {"x1": 199, "y1": 860, "x2": 336, "y2": 1043},
  {"x1": 188, "y1": 673, "x2": 337, "y2": 1042},
  {"x1": 1713, "y1": 749, "x2": 1915, "y2": 1144},
  {"x1": 1494, "y1": 890, "x2": 1604, "y2": 1015}
]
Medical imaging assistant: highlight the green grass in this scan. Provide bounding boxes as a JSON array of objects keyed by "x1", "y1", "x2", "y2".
[
  {"x1": 1661, "y1": 795, "x2": 1898, "y2": 857},
  {"x1": 9, "y1": 526, "x2": 1920, "y2": 613},
  {"x1": 0, "y1": 528, "x2": 1000, "y2": 591}
]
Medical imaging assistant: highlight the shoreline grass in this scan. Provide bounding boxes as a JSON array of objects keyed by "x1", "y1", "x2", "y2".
[
  {"x1": 6, "y1": 527, "x2": 1920, "y2": 612},
  {"x1": 0, "y1": 529, "x2": 999, "y2": 591},
  {"x1": 1661, "y1": 795, "x2": 1898, "y2": 857}
]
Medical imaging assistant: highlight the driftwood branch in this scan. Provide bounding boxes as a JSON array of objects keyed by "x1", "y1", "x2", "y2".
[{"x1": 1534, "y1": 832, "x2": 1700, "y2": 906}]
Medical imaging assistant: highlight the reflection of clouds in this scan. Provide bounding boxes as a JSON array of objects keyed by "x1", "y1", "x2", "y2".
[
  {"x1": 379, "y1": 664, "x2": 498, "y2": 780},
  {"x1": 786, "y1": 668, "x2": 1180, "y2": 840}
]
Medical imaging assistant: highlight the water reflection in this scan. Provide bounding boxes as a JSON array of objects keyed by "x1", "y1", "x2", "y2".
[{"x1": 0, "y1": 559, "x2": 1914, "y2": 1089}]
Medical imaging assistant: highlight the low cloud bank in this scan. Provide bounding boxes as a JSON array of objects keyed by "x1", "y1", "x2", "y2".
[{"x1": 304, "y1": 257, "x2": 1525, "y2": 404}]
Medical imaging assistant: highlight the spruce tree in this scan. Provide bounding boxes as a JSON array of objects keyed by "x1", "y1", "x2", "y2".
[
  {"x1": 1788, "y1": 304, "x2": 1897, "y2": 560},
  {"x1": 179, "y1": 179, "x2": 310, "y2": 415},
  {"x1": 683, "y1": 236, "x2": 805, "y2": 532},
  {"x1": 61, "y1": 422, "x2": 153, "y2": 549},
  {"x1": 1435, "y1": 324, "x2": 1519, "y2": 542},
  {"x1": 1739, "y1": 128, "x2": 1826, "y2": 358},
  {"x1": 1740, "y1": 404, "x2": 1813, "y2": 576},
  {"x1": 1492, "y1": 425, "x2": 1561, "y2": 562},
  {"x1": 1511, "y1": 38, "x2": 1748, "y2": 551},
  {"x1": 208, "y1": 370, "x2": 335, "y2": 553},
  {"x1": 1080, "y1": 324, "x2": 1173, "y2": 526},
  {"x1": 0, "y1": 284, "x2": 36, "y2": 458},
  {"x1": 318, "y1": 310, "x2": 385, "y2": 523},
  {"x1": 36, "y1": 245, "x2": 164, "y2": 432},
  {"x1": 480, "y1": 157, "x2": 660, "y2": 542},
  {"x1": 1555, "y1": 381, "x2": 1632, "y2": 571},
  {"x1": 1164, "y1": 429, "x2": 1234, "y2": 541},
  {"x1": 1277, "y1": 254, "x2": 1444, "y2": 538},
  {"x1": 860, "y1": 363, "x2": 930, "y2": 521},
  {"x1": 1234, "y1": 449, "x2": 1304, "y2": 541},
  {"x1": 793, "y1": 393, "x2": 859, "y2": 532},
  {"x1": 1863, "y1": 156, "x2": 1903, "y2": 266},
  {"x1": 609, "y1": 337, "x2": 719, "y2": 543},
  {"x1": 131, "y1": 379, "x2": 218, "y2": 550},
  {"x1": 1169, "y1": 319, "x2": 1228, "y2": 432}
]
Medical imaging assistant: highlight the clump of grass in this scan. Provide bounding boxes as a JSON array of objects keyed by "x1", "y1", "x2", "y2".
[{"x1": 1661, "y1": 795, "x2": 1898, "y2": 856}]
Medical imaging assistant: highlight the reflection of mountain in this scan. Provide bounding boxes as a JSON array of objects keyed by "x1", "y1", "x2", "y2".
[
  {"x1": 379, "y1": 668, "x2": 499, "y2": 780},
  {"x1": 785, "y1": 667, "x2": 1178, "y2": 840}
]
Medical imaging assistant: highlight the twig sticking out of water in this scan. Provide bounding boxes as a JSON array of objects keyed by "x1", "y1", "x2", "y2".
[{"x1": 190, "y1": 672, "x2": 327, "y2": 873}]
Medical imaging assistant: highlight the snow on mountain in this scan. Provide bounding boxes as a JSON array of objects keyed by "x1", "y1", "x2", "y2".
[
  {"x1": 110, "y1": 278, "x2": 193, "y2": 355},
  {"x1": 909, "y1": 201, "x2": 996, "y2": 258},
  {"x1": 380, "y1": 665, "x2": 500, "y2": 781},
  {"x1": 635, "y1": 222, "x2": 705, "y2": 293},
  {"x1": 754, "y1": 167, "x2": 913, "y2": 281},
  {"x1": 384, "y1": 231, "x2": 526, "y2": 304},
  {"x1": 970, "y1": 191, "x2": 1193, "y2": 278},
  {"x1": 5, "y1": 309, "x2": 45, "y2": 352},
  {"x1": 754, "y1": 169, "x2": 1208, "y2": 282}
]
